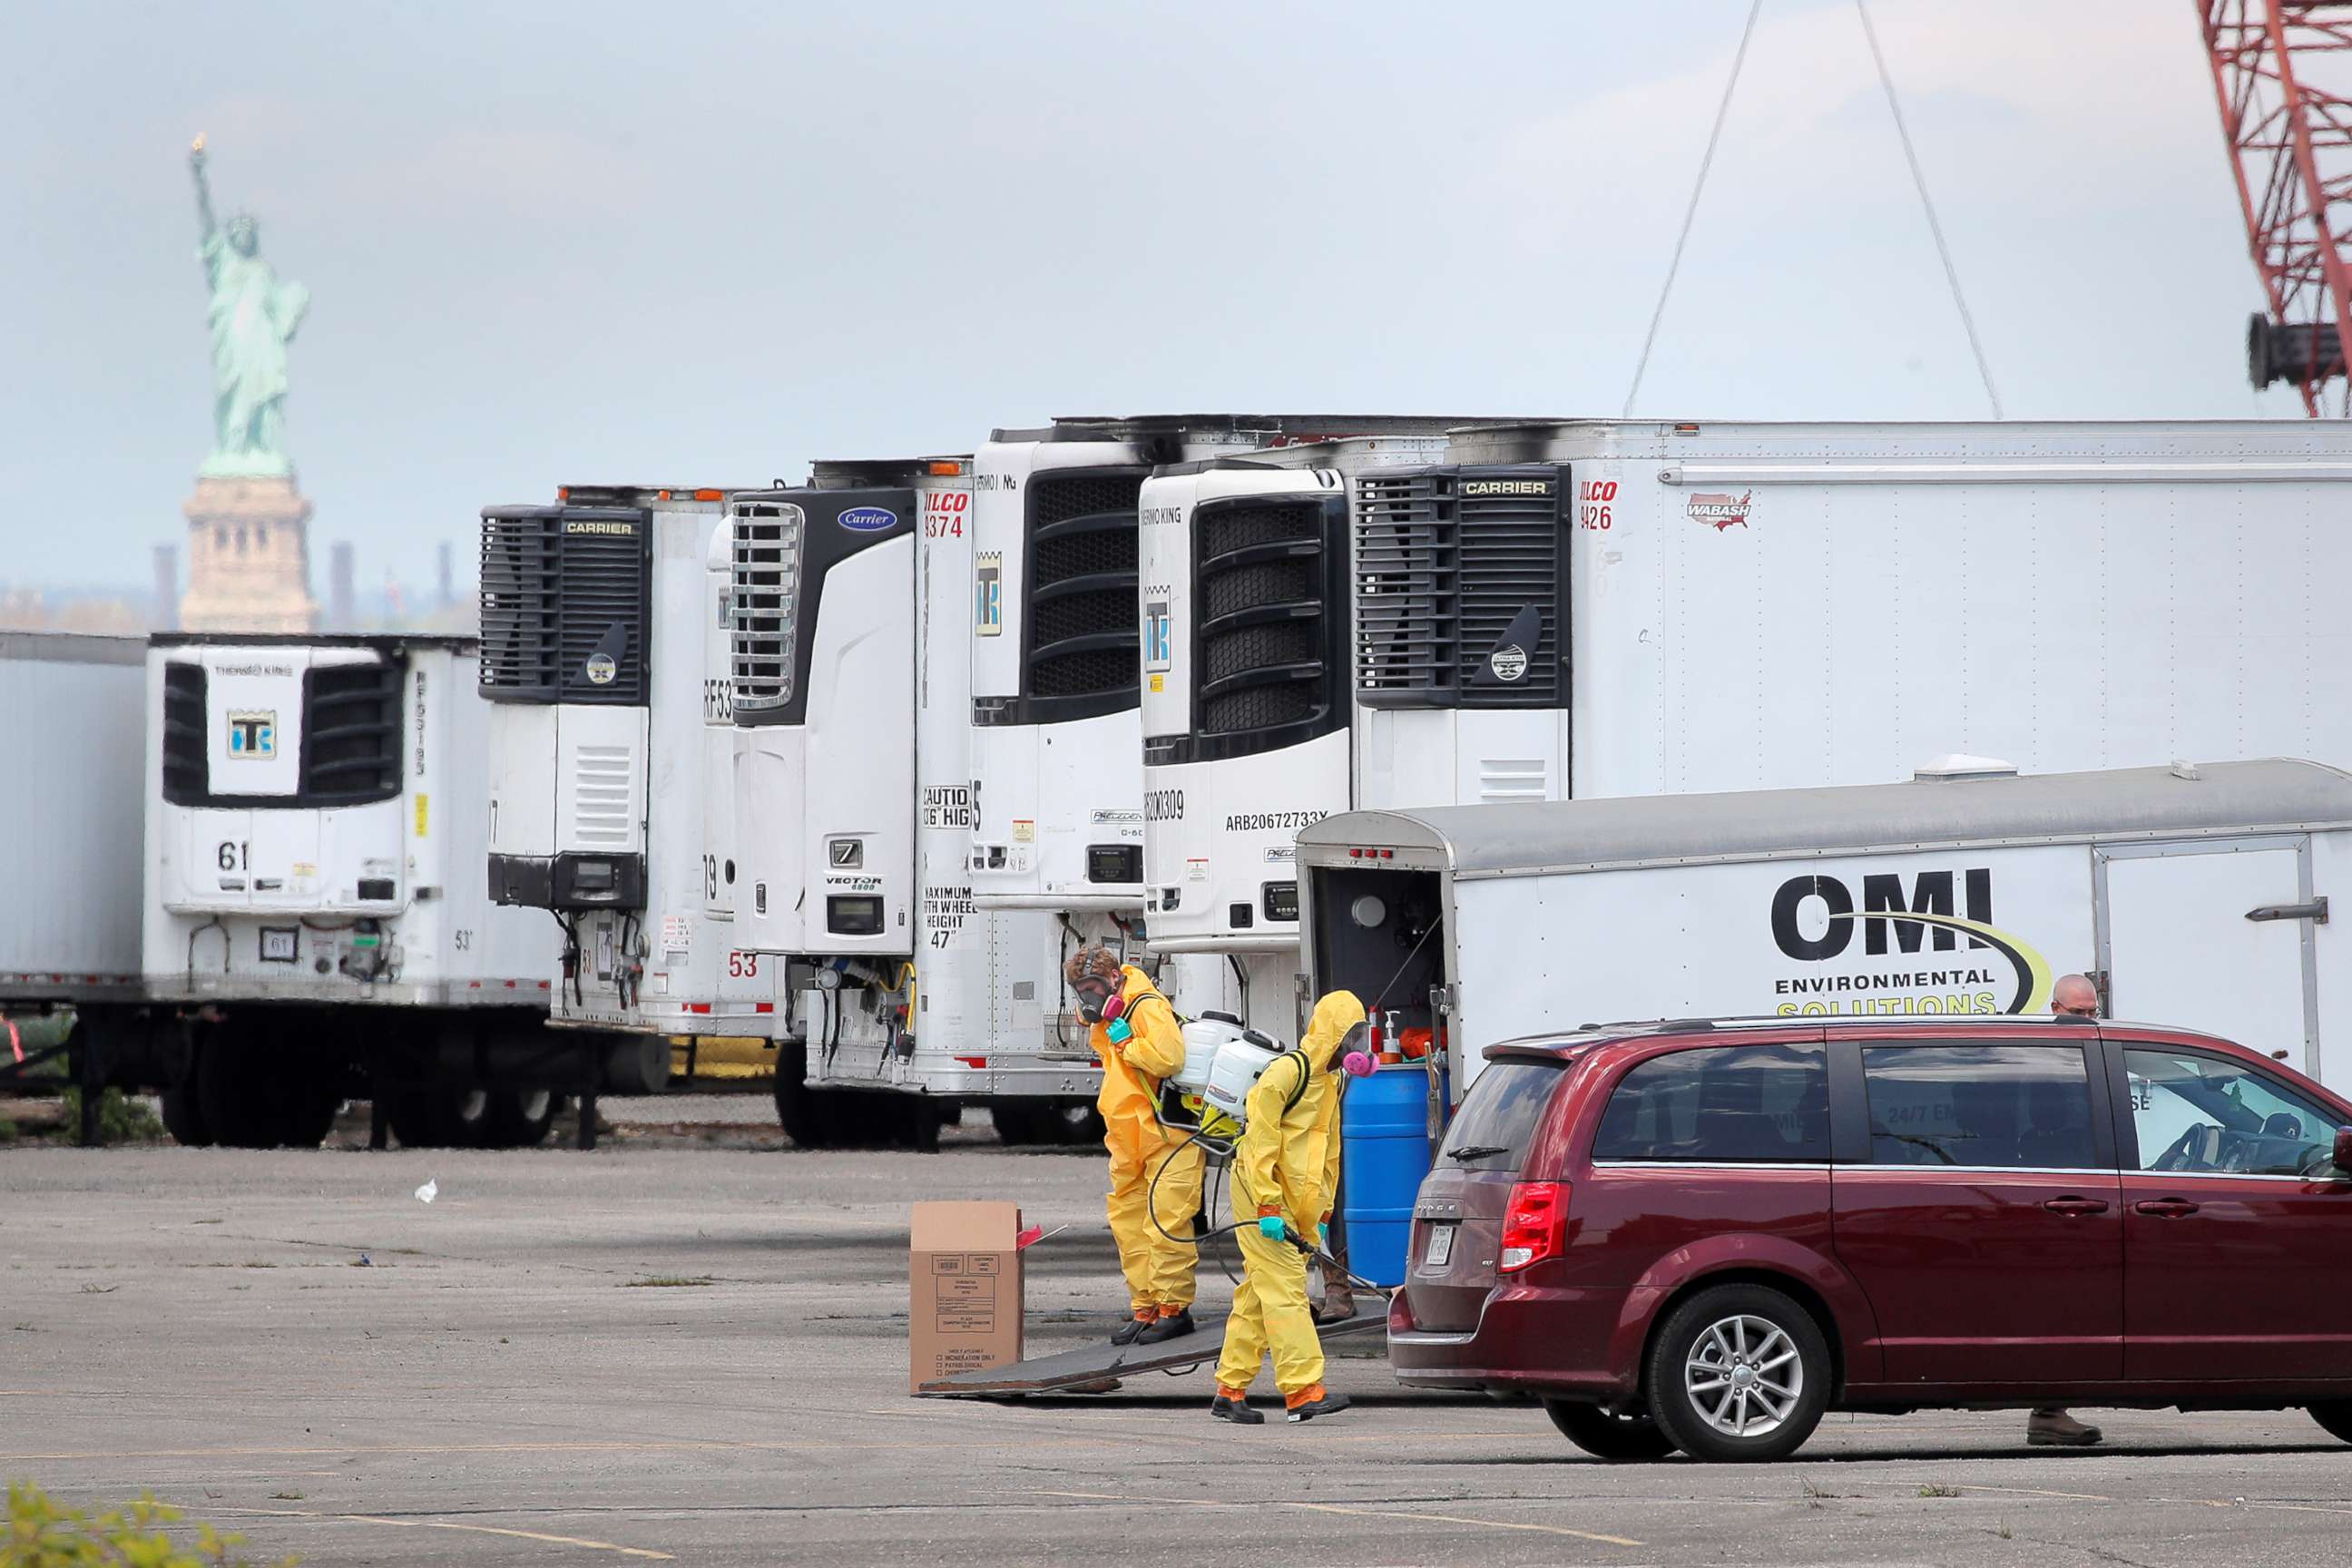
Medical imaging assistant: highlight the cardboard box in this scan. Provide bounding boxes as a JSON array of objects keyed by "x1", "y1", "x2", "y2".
[{"x1": 909, "y1": 1200, "x2": 1024, "y2": 1394}]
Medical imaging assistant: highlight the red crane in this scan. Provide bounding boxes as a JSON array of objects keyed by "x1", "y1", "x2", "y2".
[{"x1": 2202, "y1": 1, "x2": 2352, "y2": 413}]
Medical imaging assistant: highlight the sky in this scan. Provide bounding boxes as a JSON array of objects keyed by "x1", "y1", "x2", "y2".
[{"x1": 0, "y1": 0, "x2": 2296, "y2": 595}]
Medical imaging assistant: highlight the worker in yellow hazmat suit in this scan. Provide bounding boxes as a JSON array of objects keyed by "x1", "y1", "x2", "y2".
[
  {"x1": 1212, "y1": 990, "x2": 1372, "y2": 1425},
  {"x1": 1065, "y1": 946, "x2": 1202, "y2": 1345}
]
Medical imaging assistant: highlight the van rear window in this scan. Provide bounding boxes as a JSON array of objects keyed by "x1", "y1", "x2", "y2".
[
  {"x1": 1592, "y1": 1043, "x2": 1828, "y2": 1163},
  {"x1": 1438, "y1": 1060, "x2": 1565, "y2": 1169}
]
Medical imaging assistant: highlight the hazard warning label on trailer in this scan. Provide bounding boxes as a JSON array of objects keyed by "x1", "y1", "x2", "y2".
[{"x1": 922, "y1": 785, "x2": 975, "y2": 828}]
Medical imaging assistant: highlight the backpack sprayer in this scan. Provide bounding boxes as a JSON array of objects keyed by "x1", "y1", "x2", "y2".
[{"x1": 1137, "y1": 1009, "x2": 1387, "y2": 1293}]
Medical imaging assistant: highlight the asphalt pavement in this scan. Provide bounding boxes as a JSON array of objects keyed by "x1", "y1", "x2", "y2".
[{"x1": 4, "y1": 1099, "x2": 2348, "y2": 1566}]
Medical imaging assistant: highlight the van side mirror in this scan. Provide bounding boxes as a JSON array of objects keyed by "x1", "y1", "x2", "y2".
[{"x1": 2336, "y1": 1126, "x2": 2352, "y2": 1178}]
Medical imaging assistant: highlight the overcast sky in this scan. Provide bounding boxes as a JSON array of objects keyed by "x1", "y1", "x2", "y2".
[{"x1": 0, "y1": 0, "x2": 2293, "y2": 594}]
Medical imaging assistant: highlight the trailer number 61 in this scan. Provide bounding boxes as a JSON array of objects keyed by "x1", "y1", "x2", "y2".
[{"x1": 216, "y1": 840, "x2": 249, "y2": 871}]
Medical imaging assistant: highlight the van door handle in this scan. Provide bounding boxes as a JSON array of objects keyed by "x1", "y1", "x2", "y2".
[
  {"x1": 2042, "y1": 1197, "x2": 2111, "y2": 1215},
  {"x1": 2133, "y1": 1199, "x2": 2200, "y2": 1219}
]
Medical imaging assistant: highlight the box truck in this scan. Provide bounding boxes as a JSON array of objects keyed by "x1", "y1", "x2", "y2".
[
  {"x1": 478, "y1": 485, "x2": 781, "y2": 1046},
  {"x1": 141, "y1": 634, "x2": 662, "y2": 1147},
  {"x1": 1149, "y1": 417, "x2": 2352, "y2": 1089},
  {"x1": 1299, "y1": 758, "x2": 2352, "y2": 1094}
]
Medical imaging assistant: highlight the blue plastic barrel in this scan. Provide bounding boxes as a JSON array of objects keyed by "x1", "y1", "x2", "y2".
[{"x1": 1340, "y1": 1062, "x2": 1445, "y2": 1288}]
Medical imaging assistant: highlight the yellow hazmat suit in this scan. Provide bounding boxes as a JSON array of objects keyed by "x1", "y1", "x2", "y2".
[
  {"x1": 1215, "y1": 990, "x2": 1366, "y2": 1405},
  {"x1": 1092, "y1": 965, "x2": 1202, "y2": 1318}
]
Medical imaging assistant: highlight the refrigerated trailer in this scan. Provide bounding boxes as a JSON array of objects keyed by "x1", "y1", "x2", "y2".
[
  {"x1": 1144, "y1": 417, "x2": 2352, "y2": 1070},
  {"x1": 478, "y1": 485, "x2": 780, "y2": 1044},
  {"x1": 971, "y1": 415, "x2": 1506, "y2": 1063},
  {"x1": 1299, "y1": 758, "x2": 2352, "y2": 1094},
  {"x1": 139, "y1": 634, "x2": 663, "y2": 1147},
  {"x1": 730, "y1": 455, "x2": 1104, "y2": 1146}
]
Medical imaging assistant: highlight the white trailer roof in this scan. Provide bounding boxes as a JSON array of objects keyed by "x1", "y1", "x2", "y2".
[{"x1": 1298, "y1": 759, "x2": 2352, "y2": 879}]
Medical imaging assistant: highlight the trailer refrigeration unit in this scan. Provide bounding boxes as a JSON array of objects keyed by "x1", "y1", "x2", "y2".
[
  {"x1": 479, "y1": 485, "x2": 779, "y2": 1060},
  {"x1": 1300, "y1": 758, "x2": 2352, "y2": 1093},
  {"x1": 1240, "y1": 418, "x2": 2352, "y2": 1102},
  {"x1": 140, "y1": 634, "x2": 648, "y2": 1149},
  {"x1": 1135, "y1": 426, "x2": 1533, "y2": 1043}
]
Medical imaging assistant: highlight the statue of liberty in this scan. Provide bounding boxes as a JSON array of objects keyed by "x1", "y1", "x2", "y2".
[{"x1": 189, "y1": 135, "x2": 309, "y2": 478}]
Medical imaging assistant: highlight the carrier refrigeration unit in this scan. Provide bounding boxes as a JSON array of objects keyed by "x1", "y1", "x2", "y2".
[
  {"x1": 479, "y1": 485, "x2": 779, "y2": 1051},
  {"x1": 140, "y1": 634, "x2": 647, "y2": 1149},
  {"x1": 1218, "y1": 417, "x2": 2352, "y2": 1100},
  {"x1": 1135, "y1": 426, "x2": 1525, "y2": 1043}
]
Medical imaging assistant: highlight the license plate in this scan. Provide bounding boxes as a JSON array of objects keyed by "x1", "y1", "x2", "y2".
[{"x1": 1422, "y1": 1224, "x2": 1455, "y2": 1269}]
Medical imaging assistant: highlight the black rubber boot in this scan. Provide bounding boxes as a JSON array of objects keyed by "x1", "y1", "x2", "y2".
[
  {"x1": 1285, "y1": 1388, "x2": 1352, "y2": 1423},
  {"x1": 1210, "y1": 1393, "x2": 1264, "y2": 1426},
  {"x1": 1134, "y1": 1308, "x2": 1195, "y2": 1345},
  {"x1": 1111, "y1": 1314, "x2": 1152, "y2": 1346}
]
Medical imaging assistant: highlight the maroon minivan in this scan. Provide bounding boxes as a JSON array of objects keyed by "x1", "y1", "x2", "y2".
[{"x1": 1389, "y1": 1015, "x2": 2352, "y2": 1462}]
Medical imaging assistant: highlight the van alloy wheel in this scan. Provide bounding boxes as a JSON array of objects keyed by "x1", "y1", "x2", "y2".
[
  {"x1": 1685, "y1": 1315, "x2": 1804, "y2": 1438},
  {"x1": 1644, "y1": 1283, "x2": 1831, "y2": 1463}
]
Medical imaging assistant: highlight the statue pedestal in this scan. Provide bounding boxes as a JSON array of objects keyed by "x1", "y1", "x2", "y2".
[{"x1": 179, "y1": 475, "x2": 318, "y2": 634}]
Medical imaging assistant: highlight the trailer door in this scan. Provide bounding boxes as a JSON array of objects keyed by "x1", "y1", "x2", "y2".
[{"x1": 2099, "y1": 840, "x2": 2317, "y2": 1073}]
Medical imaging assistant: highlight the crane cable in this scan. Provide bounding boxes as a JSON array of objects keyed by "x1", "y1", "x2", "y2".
[
  {"x1": 1856, "y1": 0, "x2": 2004, "y2": 418},
  {"x1": 1624, "y1": 0, "x2": 2004, "y2": 422},
  {"x1": 1622, "y1": 0, "x2": 1765, "y2": 417}
]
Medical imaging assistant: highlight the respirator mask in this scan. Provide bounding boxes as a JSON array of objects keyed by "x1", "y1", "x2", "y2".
[
  {"x1": 1338, "y1": 1020, "x2": 1377, "y2": 1079},
  {"x1": 1075, "y1": 980, "x2": 1121, "y2": 1028}
]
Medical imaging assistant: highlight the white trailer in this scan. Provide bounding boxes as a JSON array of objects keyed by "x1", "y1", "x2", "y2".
[
  {"x1": 1, "y1": 633, "x2": 146, "y2": 1004},
  {"x1": 1299, "y1": 759, "x2": 2352, "y2": 1095},
  {"x1": 478, "y1": 485, "x2": 780, "y2": 1044},
  {"x1": 972, "y1": 415, "x2": 1496, "y2": 1062},
  {"x1": 142, "y1": 634, "x2": 662, "y2": 1148},
  {"x1": 729, "y1": 458, "x2": 954, "y2": 1145},
  {"x1": 1144, "y1": 416, "x2": 2352, "y2": 1072},
  {"x1": 0, "y1": 633, "x2": 155, "y2": 1142}
]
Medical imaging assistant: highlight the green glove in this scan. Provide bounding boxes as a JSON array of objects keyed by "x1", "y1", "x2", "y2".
[{"x1": 1257, "y1": 1214, "x2": 1287, "y2": 1240}]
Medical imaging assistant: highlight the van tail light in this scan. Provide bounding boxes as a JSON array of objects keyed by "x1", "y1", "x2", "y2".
[{"x1": 1498, "y1": 1181, "x2": 1568, "y2": 1273}]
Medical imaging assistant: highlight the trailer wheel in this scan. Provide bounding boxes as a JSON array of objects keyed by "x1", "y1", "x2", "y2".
[
  {"x1": 772, "y1": 1043, "x2": 832, "y2": 1149},
  {"x1": 484, "y1": 1089, "x2": 556, "y2": 1149},
  {"x1": 159, "y1": 1084, "x2": 213, "y2": 1148},
  {"x1": 1045, "y1": 1100, "x2": 1104, "y2": 1145},
  {"x1": 387, "y1": 1086, "x2": 491, "y2": 1149},
  {"x1": 989, "y1": 1102, "x2": 1038, "y2": 1146},
  {"x1": 995, "y1": 1099, "x2": 1102, "y2": 1147},
  {"x1": 195, "y1": 1023, "x2": 285, "y2": 1149},
  {"x1": 279, "y1": 1083, "x2": 342, "y2": 1150}
]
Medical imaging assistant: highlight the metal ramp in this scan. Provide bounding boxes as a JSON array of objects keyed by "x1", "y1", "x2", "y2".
[{"x1": 916, "y1": 1310, "x2": 1385, "y2": 1396}]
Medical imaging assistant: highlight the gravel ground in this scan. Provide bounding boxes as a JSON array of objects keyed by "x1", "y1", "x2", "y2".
[{"x1": 3, "y1": 1122, "x2": 2349, "y2": 1566}]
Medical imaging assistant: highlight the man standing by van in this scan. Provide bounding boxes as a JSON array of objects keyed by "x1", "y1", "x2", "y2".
[{"x1": 2029, "y1": 972, "x2": 2106, "y2": 1449}]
